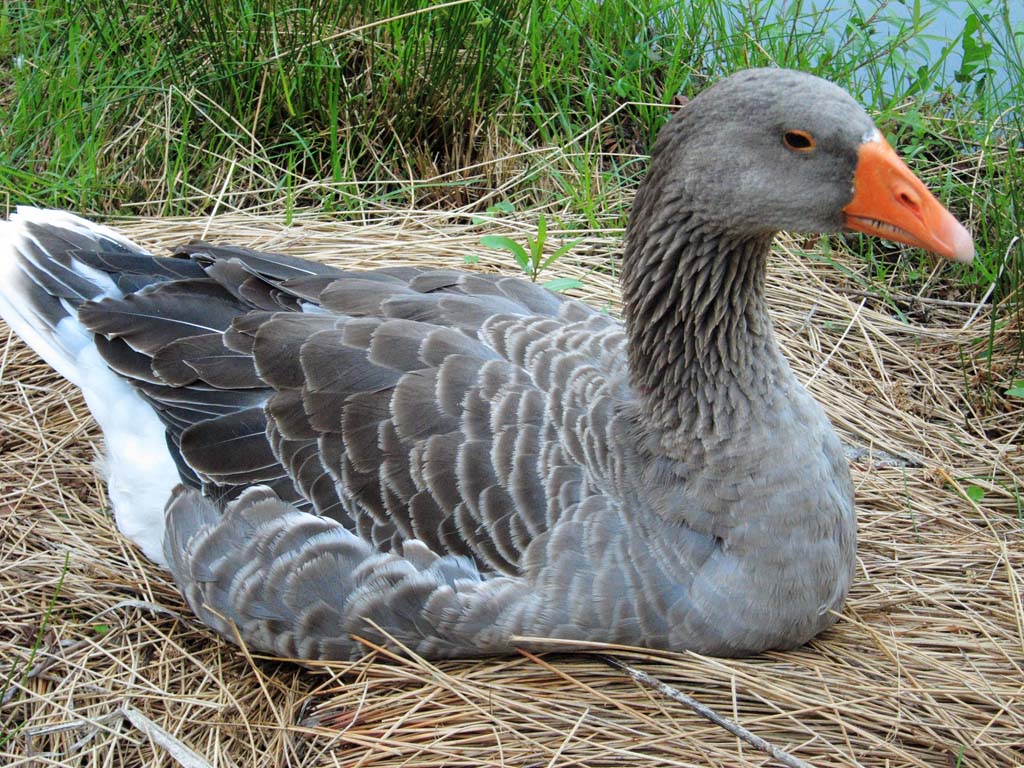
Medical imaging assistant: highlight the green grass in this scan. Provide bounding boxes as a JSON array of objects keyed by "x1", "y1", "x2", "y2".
[
  {"x1": 0, "y1": 553, "x2": 69, "y2": 748},
  {"x1": 0, "y1": 0, "x2": 1021, "y2": 393}
]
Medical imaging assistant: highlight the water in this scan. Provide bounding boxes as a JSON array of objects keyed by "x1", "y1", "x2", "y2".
[
  {"x1": 725, "y1": 0, "x2": 1022, "y2": 101},
  {"x1": 849, "y1": 0, "x2": 1022, "y2": 95}
]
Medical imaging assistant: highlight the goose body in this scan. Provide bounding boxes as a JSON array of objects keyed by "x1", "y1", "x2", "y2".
[{"x1": 0, "y1": 69, "x2": 973, "y2": 660}]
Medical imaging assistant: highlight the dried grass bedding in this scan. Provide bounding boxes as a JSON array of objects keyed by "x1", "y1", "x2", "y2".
[{"x1": 1, "y1": 211, "x2": 1021, "y2": 767}]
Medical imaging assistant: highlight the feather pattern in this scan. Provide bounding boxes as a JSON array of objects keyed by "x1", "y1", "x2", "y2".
[
  {"x1": 4, "y1": 210, "x2": 857, "y2": 657},
  {"x1": 7, "y1": 68, "x2": 978, "y2": 660}
]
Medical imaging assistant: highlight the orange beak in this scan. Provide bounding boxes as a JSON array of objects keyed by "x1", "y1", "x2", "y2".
[{"x1": 843, "y1": 134, "x2": 974, "y2": 263}]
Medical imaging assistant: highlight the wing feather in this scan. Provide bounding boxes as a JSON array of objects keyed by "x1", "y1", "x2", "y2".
[{"x1": 57, "y1": 235, "x2": 640, "y2": 587}]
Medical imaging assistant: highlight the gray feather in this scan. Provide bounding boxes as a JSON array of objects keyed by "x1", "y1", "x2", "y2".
[
  {"x1": 80, "y1": 280, "x2": 239, "y2": 353},
  {"x1": 179, "y1": 407, "x2": 279, "y2": 482},
  {"x1": 153, "y1": 333, "x2": 262, "y2": 388},
  {"x1": 6, "y1": 69, "x2": 873, "y2": 662}
]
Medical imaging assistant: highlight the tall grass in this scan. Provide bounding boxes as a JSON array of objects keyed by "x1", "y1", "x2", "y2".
[{"x1": 0, "y1": 0, "x2": 1020, "y2": 332}]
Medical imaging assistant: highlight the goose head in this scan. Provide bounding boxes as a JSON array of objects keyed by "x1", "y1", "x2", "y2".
[
  {"x1": 623, "y1": 68, "x2": 974, "y2": 437},
  {"x1": 630, "y1": 68, "x2": 974, "y2": 263}
]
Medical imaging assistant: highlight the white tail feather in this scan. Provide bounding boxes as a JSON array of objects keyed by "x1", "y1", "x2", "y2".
[{"x1": 0, "y1": 207, "x2": 179, "y2": 565}]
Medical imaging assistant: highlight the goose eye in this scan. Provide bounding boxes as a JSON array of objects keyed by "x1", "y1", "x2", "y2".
[{"x1": 783, "y1": 130, "x2": 816, "y2": 152}]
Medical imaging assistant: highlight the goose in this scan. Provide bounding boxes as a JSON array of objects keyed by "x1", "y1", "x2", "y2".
[{"x1": 0, "y1": 69, "x2": 974, "y2": 660}]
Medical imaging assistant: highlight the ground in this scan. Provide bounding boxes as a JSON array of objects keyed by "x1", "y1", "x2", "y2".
[{"x1": 1, "y1": 212, "x2": 1021, "y2": 767}]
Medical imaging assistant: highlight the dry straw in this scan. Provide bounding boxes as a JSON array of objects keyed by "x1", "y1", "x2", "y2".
[{"x1": 1, "y1": 210, "x2": 1021, "y2": 767}]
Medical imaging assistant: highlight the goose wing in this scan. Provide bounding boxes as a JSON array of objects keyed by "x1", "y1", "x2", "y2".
[{"x1": 77, "y1": 241, "x2": 635, "y2": 577}]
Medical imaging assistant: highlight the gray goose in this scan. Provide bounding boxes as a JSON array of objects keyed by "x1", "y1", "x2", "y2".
[{"x1": 0, "y1": 69, "x2": 973, "y2": 660}]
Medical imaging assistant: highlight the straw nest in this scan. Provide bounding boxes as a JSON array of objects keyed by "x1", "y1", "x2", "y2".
[{"x1": 2, "y1": 210, "x2": 1021, "y2": 767}]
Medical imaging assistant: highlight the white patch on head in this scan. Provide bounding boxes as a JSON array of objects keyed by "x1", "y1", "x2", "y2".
[
  {"x1": 850, "y1": 129, "x2": 885, "y2": 195},
  {"x1": 862, "y1": 128, "x2": 882, "y2": 144}
]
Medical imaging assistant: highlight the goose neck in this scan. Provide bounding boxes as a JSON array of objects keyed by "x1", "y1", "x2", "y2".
[{"x1": 622, "y1": 216, "x2": 787, "y2": 442}]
